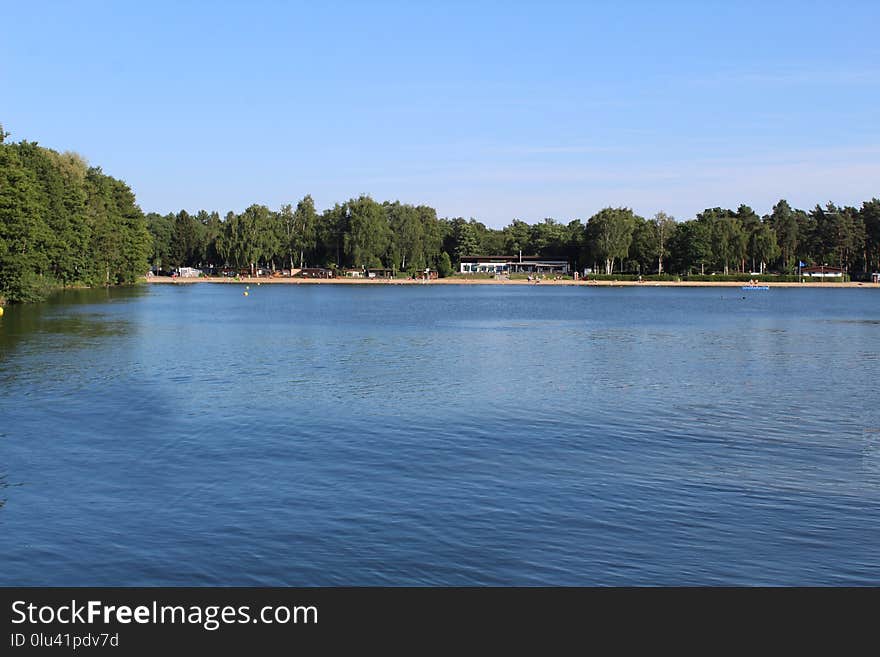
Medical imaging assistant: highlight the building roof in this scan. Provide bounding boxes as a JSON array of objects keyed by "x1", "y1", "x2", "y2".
[
  {"x1": 460, "y1": 255, "x2": 567, "y2": 262},
  {"x1": 802, "y1": 265, "x2": 845, "y2": 273}
]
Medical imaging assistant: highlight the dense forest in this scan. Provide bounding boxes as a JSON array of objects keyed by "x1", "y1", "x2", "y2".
[
  {"x1": 2, "y1": 126, "x2": 880, "y2": 303},
  {"x1": 150, "y1": 197, "x2": 880, "y2": 280},
  {"x1": 0, "y1": 128, "x2": 150, "y2": 302}
]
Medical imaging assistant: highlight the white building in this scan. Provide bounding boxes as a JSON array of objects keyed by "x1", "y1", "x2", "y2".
[
  {"x1": 459, "y1": 255, "x2": 570, "y2": 275},
  {"x1": 801, "y1": 266, "x2": 844, "y2": 279}
]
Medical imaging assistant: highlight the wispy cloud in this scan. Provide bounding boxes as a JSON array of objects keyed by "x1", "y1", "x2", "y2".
[
  {"x1": 307, "y1": 144, "x2": 880, "y2": 225},
  {"x1": 495, "y1": 145, "x2": 630, "y2": 155},
  {"x1": 690, "y1": 67, "x2": 880, "y2": 87},
  {"x1": 335, "y1": 143, "x2": 880, "y2": 186}
]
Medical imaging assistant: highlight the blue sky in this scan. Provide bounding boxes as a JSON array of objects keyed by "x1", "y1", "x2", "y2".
[{"x1": 3, "y1": 1, "x2": 879, "y2": 226}]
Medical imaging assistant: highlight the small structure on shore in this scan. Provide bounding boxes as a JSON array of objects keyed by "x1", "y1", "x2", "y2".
[
  {"x1": 873, "y1": 273, "x2": 880, "y2": 283},
  {"x1": 459, "y1": 255, "x2": 570, "y2": 275},
  {"x1": 298, "y1": 267, "x2": 335, "y2": 279},
  {"x1": 801, "y1": 265, "x2": 845, "y2": 279},
  {"x1": 367, "y1": 268, "x2": 394, "y2": 279}
]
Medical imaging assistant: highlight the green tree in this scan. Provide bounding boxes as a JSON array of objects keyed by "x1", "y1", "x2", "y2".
[
  {"x1": 146, "y1": 212, "x2": 174, "y2": 270},
  {"x1": 628, "y1": 215, "x2": 657, "y2": 274},
  {"x1": 563, "y1": 219, "x2": 584, "y2": 271},
  {"x1": 202, "y1": 211, "x2": 222, "y2": 268},
  {"x1": 696, "y1": 207, "x2": 743, "y2": 274},
  {"x1": 450, "y1": 217, "x2": 479, "y2": 264},
  {"x1": 653, "y1": 211, "x2": 676, "y2": 274},
  {"x1": 860, "y1": 199, "x2": 880, "y2": 274},
  {"x1": 16, "y1": 143, "x2": 91, "y2": 285},
  {"x1": 503, "y1": 219, "x2": 532, "y2": 255},
  {"x1": 671, "y1": 219, "x2": 712, "y2": 274},
  {"x1": 809, "y1": 203, "x2": 861, "y2": 271},
  {"x1": 83, "y1": 169, "x2": 122, "y2": 285},
  {"x1": 0, "y1": 134, "x2": 148, "y2": 300},
  {"x1": 386, "y1": 201, "x2": 423, "y2": 271},
  {"x1": 436, "y1": 251, "x2": 453, "y2": 277},
  {"x1": 169, "y1": 210, "x2": 200, "y2": 268},
  {"x1": 111, "y1": 177, "x2": 151, "y2": 283},
  {"x1": 473, "y1": 220, "x2": 505, "y2": 255},
  {"x1": 530, "y1": 218, "x2": 567, "y2": 257},
  {"x1": 0, "y1": 143, "x2": 52, "y2": 300},
  {"x1": 315, "y1": 204, "x2": 348, "y2": 267},
  {"x1": 584, "y1": 207, "x2": 638, "y2": 275},
  {"x1": 767, "y1": 199, "x2": 798, "y2": 272},
  {"x1": 795, "y1": 207, "x2": 818, "y2": 266},
  {"x1": 751, "y1": 222, "x2": 779, "y2": 274},
  {"x1": 49, "y1": 151, "x2": 91, "y2": 282},
  {"x1": 291, "y1": 195, "x2": 318, "y2": 269},
  {"x1": 278, "y1": 203, "x2": 296, "y2": 269},
  {"x1": 345, "y1": 195, "x2": 390, "y2": 268},
  {"x1": 417, "y1": 205, "x2": 444, "y2": 271},
  {"x1": 218, "y1": 205, "x2": 278, "y2": 273},
  {"x1": 736, "y1": 205, "x2": 761, "y2": 273},
  {"x1": 82, "y1": 167, "x2": 149, "y2": 285}
]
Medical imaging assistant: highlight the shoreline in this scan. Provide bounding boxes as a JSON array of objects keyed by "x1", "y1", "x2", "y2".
[{"x1": 144, "y1": 277, "x2": 880, "y2": 289}]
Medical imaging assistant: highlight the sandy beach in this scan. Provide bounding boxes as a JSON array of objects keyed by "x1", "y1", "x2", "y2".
[{"x1": 145, "y1": 276, "x2": 879, "y2": 289}]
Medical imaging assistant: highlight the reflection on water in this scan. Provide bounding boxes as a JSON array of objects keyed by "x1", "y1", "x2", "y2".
[
  {"x1": 1, "y1": 284, "x2": 879, "y2": 585},
  {"x1": 0, "y1": 287, "x2": 145, "y2": 352},
  {"x1": 0, "y1": 287, "x2": 146, "y2": 393}
]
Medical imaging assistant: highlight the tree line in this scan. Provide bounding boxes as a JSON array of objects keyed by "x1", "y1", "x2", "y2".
[
  {"x1": 146, "y1": 195, "x2": 455, "y2": 277},
  {"x1": 3, "y1": 126, "x2": 880, "y2": 304},
  {"x1": 151, "y1": 197, "x2": 880, "y2": 279},
  {"x1": 0, "y1": 128, "x2": 150, "y2": 302}
]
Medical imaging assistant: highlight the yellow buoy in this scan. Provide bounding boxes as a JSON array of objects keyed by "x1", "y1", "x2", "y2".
[
  {"x1": 0, "y1": 307, "x2": 4, "y2": 317},
  {"x1": 243, "y1": 291, "x2": 249, "y2": 297}
]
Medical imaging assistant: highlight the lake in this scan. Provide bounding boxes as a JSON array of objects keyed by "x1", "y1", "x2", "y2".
[{"x1": 1, "y1": 283, "x2": 878, "y2": 585}]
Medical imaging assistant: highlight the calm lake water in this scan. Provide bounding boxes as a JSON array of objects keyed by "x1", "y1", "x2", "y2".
[{"x1": 1, "y1": 283, "x2": 878, "y2": 585}]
